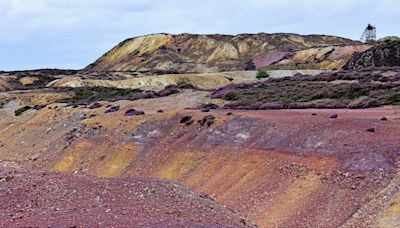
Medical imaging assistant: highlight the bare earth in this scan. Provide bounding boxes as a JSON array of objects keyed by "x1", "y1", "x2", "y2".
[{"x1": 0, "y1": 90, "x2": 399, "y2": 227}]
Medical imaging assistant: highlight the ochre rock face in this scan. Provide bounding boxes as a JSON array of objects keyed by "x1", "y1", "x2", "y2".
[
  {"x1": 85, "y1": 33, "x2": 361, "y2": 73},
  {"x1": 0, "y1": 79, "x2": 13, "y2": 92},
  {"x1": 1, "y1": 104, "x2": 400, "y2": 227}
]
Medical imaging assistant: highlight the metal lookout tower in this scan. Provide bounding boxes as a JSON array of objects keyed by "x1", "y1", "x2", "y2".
[{"x1": 360, "y1": 24, "x2": 376, "y2": 43}]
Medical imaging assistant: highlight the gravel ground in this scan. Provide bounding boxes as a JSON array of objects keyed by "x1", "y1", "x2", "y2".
[{"x1": 0, "y1": 168, "x2": 253, "y2": 227}]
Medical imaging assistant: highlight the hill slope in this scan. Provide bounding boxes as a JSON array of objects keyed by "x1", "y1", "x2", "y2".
[
  {"x1": 1, "y1": 104, "x2": 399, "y2": 227},
  {"x1": 85, "y1": 33, "x2": 361, "y2": 73}
]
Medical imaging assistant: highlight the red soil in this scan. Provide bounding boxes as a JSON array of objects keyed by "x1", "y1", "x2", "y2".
[
  {"x1": 1, "y1": 105, "x2": 399, "y2": 227},
  {"x1": 0, "y1": 168, "x2": 252, "y2": 227}
]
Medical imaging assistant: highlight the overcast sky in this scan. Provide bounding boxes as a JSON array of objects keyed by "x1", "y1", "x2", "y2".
[{"x1": 0, "y1": 0, "x2": 399, "y2": 71}]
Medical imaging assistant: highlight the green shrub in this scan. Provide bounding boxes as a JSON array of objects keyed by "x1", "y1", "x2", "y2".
[
  {"x1": 383, "y1": 37, "x2": 395, "y2": 45},
  {"x1": 176, "y1": 80, "x2": 196, "y2": 89},
  {"x1": 388, "y1": 92, "x2": 400, "y2": 104},
  {"x1": 223, "y1": 92, "x2": 239, "y2": 101},
  {"x1": 256, "y1": 70, "x2": 269, "y2": 80}
]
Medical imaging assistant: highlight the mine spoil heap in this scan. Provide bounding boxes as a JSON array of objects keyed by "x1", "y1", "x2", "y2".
[
  {"x1": 85, "y1": 33, "x2": 362, "y2": 73},
  {"x1": 1, "y1": 32, "x2": 400, "y2": 227}
]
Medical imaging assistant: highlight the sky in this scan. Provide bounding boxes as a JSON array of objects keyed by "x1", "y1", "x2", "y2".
[{"x1": 0, "y1": 0, "x2": 399, "y2": 71}]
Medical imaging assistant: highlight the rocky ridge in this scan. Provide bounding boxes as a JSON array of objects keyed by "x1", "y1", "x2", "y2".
[
  {"x1": 85, "y1": 33, "x2": 363, "y2": 73},
  {"x1": 344, "y1": 41, "x2": 400, "y2": 70}
]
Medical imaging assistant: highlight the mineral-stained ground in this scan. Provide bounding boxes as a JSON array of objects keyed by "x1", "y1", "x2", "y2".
[
  {"x1": 1, "y1": 37, "x2": 400, "y2": 227},
  {"x1": 1, "y1": 69, "x2": 400, "y2": 227},
  {"x1": 0, "y1": 168, "x2": 252, "y2": 227}
]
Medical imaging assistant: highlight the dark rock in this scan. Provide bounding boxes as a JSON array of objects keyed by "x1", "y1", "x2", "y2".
[
  {"x1": 157, "y1": 110, "x2": 164, "y2": 113},
  {"x1": 180, "y1": 116, "x2": 192, "y2": 124},
  {"x1": 137, "y1": 91, "x2": 158, "y2": 99},
  {"x1": 14, "y1": 106, "x2": 32, "y2": 116},
  {"x1": 5, "y1": 176, "x2": 14, "y2": 182},
  {"x1": 381, "y1": 117, "x2": 388, "y2": 121},
  {"x1": 157, "y1": 86, "x2": 180, "y2": 97},
  {"x1": 199, "y1": 115, "x2": 216, "y2": 127},
  {"x1": 330, "y1": 114, "x2": 338, "y2": 119},
  {"x1": 206, "y1": 119, "x2": 215, "y2": 126},
  {"x1": 199, "y1": 103, "x2": 220, "y2": 110},
  {"x1": 33, "y1": 105, "x2": 46, "y2": 110},
  {"x1": 201, "y1": 109, "x2": 210, "y2": 113},
  {"x1": 312, "y1": 113, "x2": 317, "y2": 116},
  {"x1": 224, "y1": 76, "x2": 234, "y2": 82},
  {"x1": 88, "y1": 103, "x2": 102, "y2": 109},
  {"x1": 367, "y1": 128, "x2": 375, "y2": 133},
  {"x1": 105, "y1": 105, "x2": 120, "y2": 113},
  {"x1": 226, "y1": 112, "x2": 233, "y2": 116},
  {"x1": 125, "y1": 109, "x2": 145, "y2": 116},
  {"x1": 244, "y1": 60, "x2": 256, "y2": 70}
]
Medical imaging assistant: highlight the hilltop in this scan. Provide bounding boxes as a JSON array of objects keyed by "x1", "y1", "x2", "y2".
[{"x1": 85, "y1": 33, "x2": 369, "y2": 73}]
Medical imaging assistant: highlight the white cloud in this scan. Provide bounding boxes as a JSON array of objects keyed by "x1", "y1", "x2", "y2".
[{"x1": 0, "y1": 0, "x2": 399, "y2": 70}]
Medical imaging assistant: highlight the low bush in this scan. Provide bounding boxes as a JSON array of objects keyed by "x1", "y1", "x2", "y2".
[
  {"x1": 223, "y1": 92, "x2": 239, "y2": 101},
  {"x1": 61, "y1": 87, "x2": 143, "y2": 104},
  {"x1": 256, "y1": 70, "x2": 270, "y2": 80},
  {"x1": 388, "y1": 92, "x2": 400, "y2": 104},
  {"x1": 212, "y1": 69, "x2": 400, "y2": 110}
]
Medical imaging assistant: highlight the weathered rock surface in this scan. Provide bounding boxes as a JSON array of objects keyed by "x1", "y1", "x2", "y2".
[
  {"x1": 1, "y1": 100, "x2": 400, "y2": 227},
  {"x1": 260, "y1": 44, "x2": 372, "y2": 70},
  {"x1": 1, "y1": 66, "x2": 400, "y2": 227},
  {"x1": 0, "y1": 79, "x2": 13, "y2": 92},
  {"x1": 85, "y1": 33, "x2": 360, "y2": 73},
  {"x1": 344, "y1": 41, "x2": 400, "y2": 69}
]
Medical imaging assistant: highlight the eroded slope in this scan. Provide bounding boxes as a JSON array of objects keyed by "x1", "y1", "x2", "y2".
[
  {"x1": 85, "y1": 33, "x2": 360, "y2": 73},
  {"x1": 1, "y1": 100, "x2": 399, "y2": 227}
]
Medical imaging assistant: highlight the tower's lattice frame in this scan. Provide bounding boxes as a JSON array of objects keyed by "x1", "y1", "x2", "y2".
[{"x1": 360, "y1": 24, "x2": 376, "y2": 43}]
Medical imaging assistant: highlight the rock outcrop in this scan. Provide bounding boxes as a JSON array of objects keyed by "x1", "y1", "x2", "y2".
[
  {"x1": 85, "y1": 33, "x2": 361, "y2": 73},
  {"x1": 260, "y1": 44, "x2": 372, "y2": 70},
  {"x1": 0, "y1": 79, "x2": 13, "y2": 92},
  {"x1": 344, "y1": 41, "x2": 400, "y2": 70}
]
